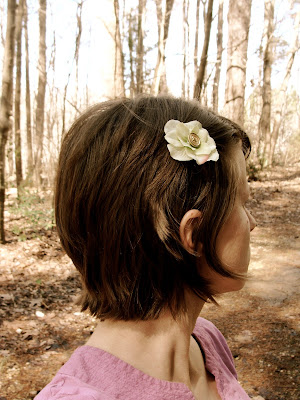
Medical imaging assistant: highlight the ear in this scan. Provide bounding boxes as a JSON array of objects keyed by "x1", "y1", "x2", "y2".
[{"x1": 179, "y1": 209, "x2": 203, "y2": 254}]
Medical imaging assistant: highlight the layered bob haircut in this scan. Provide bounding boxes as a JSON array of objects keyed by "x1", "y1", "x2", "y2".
[{"x1": 55, "y1": 96, "x2": 251, "y2": 320}]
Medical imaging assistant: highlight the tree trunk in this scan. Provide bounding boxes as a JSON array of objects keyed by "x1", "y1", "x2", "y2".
[
  {"x1": 269, "y1": 9, "x2": 300, "y2": 165},
  {"x1": 193, "y1": 0, "x2": 201, "y2": 86},
  {"x1": 258, "y1": 0, "x2": 275, "y2": 167},
  {"x1": 34, "y1": 0, "x2": 47, "y2": 186},
  {"x1": 0, "y1": 0, "x2": 17, "y2": 243},
  {"x1": 224, "y1": 0, "x2": 252, "y2": 126},
  {"x1": 136, "y1": 0, "x2": 146, "y2": 93},
  {"x1": 182, "y1": 0, "x2": 187, "y2": 97},
  {"x1": 74, "y1": 0, "x2": 84, "y2": 111},
  {"x1": 14, "y1": 0, "x2": 24, "y2": 194},
  {"x1": 24, "y1": 0, "x2": 33, "y2": 181},
  {"x1": 62, "y1": 2, "x2": 83, "y2": 137},
  {"x1": 193, "y1": 0, "x2": 214, "y2": 100},
  {"x1": 185, "y1": 0, "x2": 190, "y2": 98},
  {"x1": 151, "y1": 0, "x2": 175, "y2": 95},
  {"x1": 128, "y1": 12, "x2": 135, "y2": 97},
  {"x1": 114, "y1": 0, "x2": 125, "y2": 97},
  {"x1": 212, "y1": 0, "x2": 224, "y2": 112}
]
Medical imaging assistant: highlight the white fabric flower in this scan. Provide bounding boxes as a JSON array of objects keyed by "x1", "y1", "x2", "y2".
[{"x1": 164, "y1": 120, "x2": 219, "y2": 165}]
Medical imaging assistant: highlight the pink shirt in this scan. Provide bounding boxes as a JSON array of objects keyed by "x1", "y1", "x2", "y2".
[{"x1": 35, "y1": 318, "x2": 250, "y2": 399}]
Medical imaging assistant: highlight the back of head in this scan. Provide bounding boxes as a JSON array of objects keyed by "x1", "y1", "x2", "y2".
[{"x1": 55, "y1": 95, "x2": 250, "y2": 320}]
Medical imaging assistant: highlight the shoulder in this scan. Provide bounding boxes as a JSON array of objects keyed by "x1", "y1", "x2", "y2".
[
  {"x1": 194, "y1": 317, "x2": 231, "y2": 351},
  {"x1": 34, "y1": 347, "x2": 115, "y2": 400},
  {"x1": 193, "y1": 317, "x2": 237, "y2": 378}
]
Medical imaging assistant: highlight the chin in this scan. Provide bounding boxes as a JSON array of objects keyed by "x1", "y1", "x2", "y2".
[
  {"x1": 211, "y1": 275, "x2": 247, "y2": 295},
  {"x1": 230, "y1": 277, "x2": 247, "y2": 292}
]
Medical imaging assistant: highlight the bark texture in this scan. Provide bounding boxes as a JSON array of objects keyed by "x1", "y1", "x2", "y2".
[
  {"x1": 24, "y1": 0, "x2": 33, "y2": 180},
  {"x1": 224, "y1": 0, "x2": 252, "y2": 126},
  {"x1": 193, "y1": 0, "x2": 214, "y2": 100},
  {"x1": 259, "y1": 0, "x2": 275, "y2": 166},
  {"x1": 269, "y1": 10, "x2": 300, "y2": 165},
  {"x1": 136, "y1": 0, "x2": 146, "y2": 93},
  {"x1": 193, "y1": 0, "x2": 201, "y2": 84},
  {"x1": 14, "y1": 0, "x2": 24, "y2": 192},
  {"x1": 0, "y1": 0, "x2": 17, "y2": 243},
  {"x1": 212, "y1": 0, "x2": 224, "y2": 112},
  {"x1": 114, "y1": 0, "x2": 125, "y2": 96},
  {"x1": 34, "y1": 0, "x2": 47, "y2": 185},
  {"x1": 128, "y1": 12, "x2": 135, "y2": 97},
  {"x1": 74, "y1": 0, "x2": 84, "y2": 110},
  {"x1": 151, "y1": 0, "x2": 175, "y2": 95}
]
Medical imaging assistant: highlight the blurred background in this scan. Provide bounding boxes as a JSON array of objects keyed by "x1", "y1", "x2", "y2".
[
  {"x1": 0, "y1": 0, "x2": 299, "y2": 203},
  {"x1": 0, "y1": 1, "x2": 299, "y2": 399}
]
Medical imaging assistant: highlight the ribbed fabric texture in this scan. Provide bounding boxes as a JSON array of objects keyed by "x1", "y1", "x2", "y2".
[{"x1": 35, "y1": 318, "x2": 250, "y2": 400}]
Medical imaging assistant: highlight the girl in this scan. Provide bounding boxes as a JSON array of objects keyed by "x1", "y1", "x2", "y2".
[{"x1": 36, "y1": 95, "x2": 256, "y2": 400}]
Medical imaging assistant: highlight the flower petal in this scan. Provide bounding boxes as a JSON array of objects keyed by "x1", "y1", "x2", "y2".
[
  {"x1": 164, "y1": 119, "x2": 179, "y2": 133},
  {"x1": 196, "y1": 154, "x2": 210, "y2": 165},
  {"x1": 165, "y1": 135, "x2": 182, "y2": 147},
  {"x1": 164, "y1": 120, "x2": 189, "y2": 145},
  {"x1": 184, "y1": 121, "x2": 202, "y2": 134},
  {"x1": 198, "y1": 128, "x2": 209, "y2": 142},
  {"x1": 195, "y1": 142, "x2": 215, "y2": 155},
  {"x1": 207, "y1": 149, "x2": 219, "y2": 161},
  {"x1": 167, "y1": 144, "x2": 193, "y2": 161},
  {"x1": 206, "y1": 135, "x2": 216, "y2": 147}
]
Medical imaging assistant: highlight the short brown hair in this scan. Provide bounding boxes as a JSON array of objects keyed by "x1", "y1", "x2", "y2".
[{"x1": 55, "y1": 96, "x2": 250, "y2": 320}]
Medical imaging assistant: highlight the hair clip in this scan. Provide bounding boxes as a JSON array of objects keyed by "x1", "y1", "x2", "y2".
[{"x1": 164, "y1": 120, "x2": 219, "y2": 165}]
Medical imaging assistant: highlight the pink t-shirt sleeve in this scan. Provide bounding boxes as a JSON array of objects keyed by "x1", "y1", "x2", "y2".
[
  {"x1": 35, "y1": 374, "x2": 113, "y2": 400},
  {"x1": 194, "y1": 318, "x2": 250, "y2": 400},
  {"x1": 194, "y1": 317, "x2": 237, "y2": 377}
]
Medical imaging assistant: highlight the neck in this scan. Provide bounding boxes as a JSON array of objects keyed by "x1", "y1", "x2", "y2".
[{"x1": 86, "y1": 290, "x2": 206, "y2": 387}]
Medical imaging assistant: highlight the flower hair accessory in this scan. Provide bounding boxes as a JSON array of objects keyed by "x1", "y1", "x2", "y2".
[{"x1": 164, "y1": 120, "x2": 219, "y2": 165}]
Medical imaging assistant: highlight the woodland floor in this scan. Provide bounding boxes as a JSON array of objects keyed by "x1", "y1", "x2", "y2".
[{"x1": 0, "y1": 164, "x2": 299, "y2": 400}]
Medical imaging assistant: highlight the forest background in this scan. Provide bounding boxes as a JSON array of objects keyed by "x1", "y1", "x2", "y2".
[
  {"x1": 0, "y1": 0, "x2": 299, "y2": 399},
  {"x1": 0, "y1": 0, "x2": 299, "y2": 238}
]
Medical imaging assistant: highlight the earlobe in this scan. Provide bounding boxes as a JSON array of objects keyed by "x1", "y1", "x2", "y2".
[{"x1": 179, "y1": 209, "x2": 202, "y2": 254}]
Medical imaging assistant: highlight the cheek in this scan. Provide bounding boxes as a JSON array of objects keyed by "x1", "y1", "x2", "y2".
[{"x1": 215, "y1": 211, "x2": 250, "y2": 270}]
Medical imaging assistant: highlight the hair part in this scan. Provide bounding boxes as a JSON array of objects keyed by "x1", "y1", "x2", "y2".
[{"x1": 55, "y1": 95, "x2": 251, "y2": 321}]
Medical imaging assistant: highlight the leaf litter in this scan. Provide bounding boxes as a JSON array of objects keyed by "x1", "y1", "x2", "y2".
[{"x1": 0, "y1": 165, "x2": 299, "y2": 400}]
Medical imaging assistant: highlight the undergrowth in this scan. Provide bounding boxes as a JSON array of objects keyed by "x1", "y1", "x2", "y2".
[{"x1": 9, "y1": 189, "x2": 55, "y2": 241}]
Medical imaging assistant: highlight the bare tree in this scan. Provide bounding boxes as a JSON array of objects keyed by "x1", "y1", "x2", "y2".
[
  {"x1": 151, "y1": 0, "x2": 175, "y2": 95},
  {"x1": 269, "y1": 9, "x2": 300, "y2": 164},
  {"x1": 136, "y1": 0, "x2": 146, "y2": 93},
  {"x1": 128, "y1": 12, "x2": 136, "y2": 97},
  {"x1": 193, "y1": 0, "x2": 201, "y2": 84},
  {"x1": 62, "y1": 0, "x2": 84, "y2": 136},
  {"x1": 114, "y1": 0, "x2": 125, "y2": 96},
  {"x1": 74, "y1": 0, "x2": 84, "y2": 110},
  {"x1": 193, "y1": 0, "x2": 214, "y2": 100},
  {"x1": 34, "y1": 0, "x2": 47, "y2": 186},
  {"x1": 258, "y1": 0, "x2": 275, "y2": 167},
  {"x1": 0, "y1": 0, "x2": 17, "y2": 243},
  {"x1": 182, "y1": 0, "x2": 187, "y2": 97},
  {"x1": 24, "y1": 0, "x2": 33, "y2": 181},
  {"x1": 212, "y1": 0, "x2": 224, "y2": 112},
  {"x1": 224, "y1": 0, "x2": 252, "y2": 126},
  {"x1": 14, "y1": 0, "x2": 24, "y2": 194},
  {"x1": 182, "y1": 0, "x2": 190, "y2": 98}
]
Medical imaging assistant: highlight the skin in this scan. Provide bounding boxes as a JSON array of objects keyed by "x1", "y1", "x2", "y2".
[{"x1": 86, "y1": 145, "x2": 256, "y2": 400}]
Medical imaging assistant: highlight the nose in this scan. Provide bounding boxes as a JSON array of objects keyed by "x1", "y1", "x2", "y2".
[{"x1": 248, "y1": 211, "x2": 256, "y2": 231}]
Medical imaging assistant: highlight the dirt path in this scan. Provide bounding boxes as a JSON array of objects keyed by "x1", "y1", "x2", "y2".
[{"x1": 0, "y1": 165, "x2": 299, "y2": 400}]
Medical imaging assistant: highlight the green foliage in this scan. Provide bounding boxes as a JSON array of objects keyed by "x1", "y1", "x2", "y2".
[
  {"x1": 247, "y1": 161, "x2": 261, "y2": 181},
  {"x1": 9, "y1": 189, "x2": 54, "y2": 241}
]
